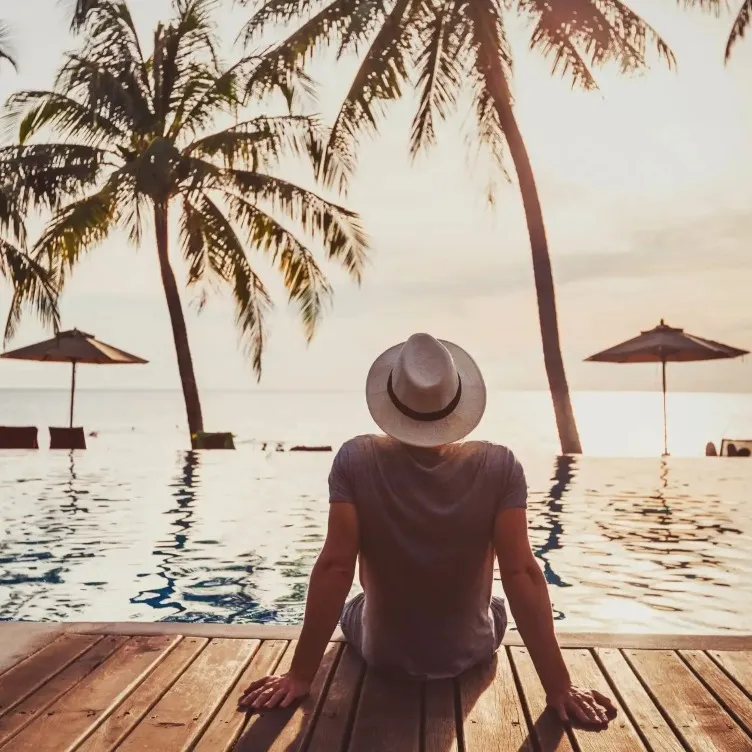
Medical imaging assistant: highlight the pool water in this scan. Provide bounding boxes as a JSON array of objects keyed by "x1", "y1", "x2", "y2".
[{"x1": 1, "y1": 446, "x2": 750, "y2": 633}]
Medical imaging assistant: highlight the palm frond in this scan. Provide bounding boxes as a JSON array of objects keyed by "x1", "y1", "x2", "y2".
[
  {"x1": 321, "y1": 0, "x2": 422, "y2": 189},
  {"x1": 33, "y1": 177, "x2": 124, "y2": 285},
  {"x1": 240, "y1": 0, "x2": 358, "y2": 104},
  {"x1": 223, "y1": 169, "x2": 368, "y2": 282},
  {"x1": 410, "y1": 0, "x2": 466, "y2": 157},
  {"x1": 727, "y1": 0, "x2": 752, "y2": 60},
  {"x1": 78, "y1": 0, "x2": 151, "y2": 88},
  {"x1": 168, "y1": 56, "x2": 246, "y2": 141},
  {"x1": 460, "y1": 0, "x2": 513, "y2": 189},
  {"x1": 241, "y1": 52, "x2": 319, "y2": 113},
  {"x1": 676, "y1": 0, "x2": 726, "y2": 13},
  {"x1": 0, "y1": 22, "x2": 17, "y2": 71},
  {"x1": 0, "y1": 184, "x2": 28, "y2": 247},
  {"x1": 527, "y1": 14, "x2": 598, "y2": 89},
  {"x1": 64, "y1": 2, "x2": 154, "y2": 127},
  {"x1": 5, "y1": 90, "x2": 129, "y2": 147},
  {"x1": 180, "y1": 192, "x2": 273, "y2": 375},
  {"x1": 0, "y1": 242, "x2": 60, "y2": 343},
  {"x1": 335, "y1": 0, "x2": 389, "y2": 58},
  {"x1": 70, "y1": 0, "x2": 105, "y2": 31},
  {"x1": 54, "y1": 53, "x2": 154, "y2": 136},
  {"x1": 0, "y1": 144, "x2": 108, "y2": 212},
  {"x1": 225, "y1": 190, "x2": 334, "y2": 342},
  {"x1": 239, "y1": 0, "x2": 335, "y2": 46},
  {"x1": 153, "y1": 0, "x2": 222, "y2": 132},
  {"x1": 188, "y1": 114, "x2": 330, "y2": 171},
  {"x1": 516, "y1": 0, "x2": 675, "y2": 84}
]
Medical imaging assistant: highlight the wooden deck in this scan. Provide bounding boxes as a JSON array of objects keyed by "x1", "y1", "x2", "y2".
[{"x1": 0, "y1": 624, "x2": 750, "y2": 751}]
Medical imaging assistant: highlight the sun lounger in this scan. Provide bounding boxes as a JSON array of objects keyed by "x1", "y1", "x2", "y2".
[
  {"x1": 49, "y1": 426, "x2": 86, "y2": 450},
  {"x1": 0, "y1": 426, "x2": 39, "y2": 449},
  {"x1": 720, "y1": 439, "x2": 752, "y2": 457}
]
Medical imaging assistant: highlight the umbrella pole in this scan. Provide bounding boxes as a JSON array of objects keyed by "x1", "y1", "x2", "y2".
[
  {"x1": 661, "y1": 359, "x2": 668, "y2": 457},
  {"x1": 69, "y1": 361, "x2": 77, "y2": 428}
]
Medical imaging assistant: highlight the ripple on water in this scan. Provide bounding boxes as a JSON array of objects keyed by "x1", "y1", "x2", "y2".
[{"x1": 0, "y1": 450, "x2": 750, "y2": 631}]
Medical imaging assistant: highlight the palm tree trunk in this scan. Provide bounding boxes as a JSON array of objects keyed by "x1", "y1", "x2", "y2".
[
  {"x1": 154, "y1": 201, "x2": 205, "y2": 446},
  {"x1": 480, "y1": 57, "x2": 582, "y2": 454}
]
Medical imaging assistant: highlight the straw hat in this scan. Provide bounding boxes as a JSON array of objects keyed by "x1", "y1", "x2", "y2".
[{"x1": 366, "y1": 333, "x2": 486, "y2": 447}]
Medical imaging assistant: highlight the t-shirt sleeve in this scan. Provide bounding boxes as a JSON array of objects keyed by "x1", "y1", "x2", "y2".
[
  {"x1": 497, "y1": 447, "x2": 528, "y2": 511},
  {"x1": 328, "y1": 440, "x2": 355, "y2": 504}
]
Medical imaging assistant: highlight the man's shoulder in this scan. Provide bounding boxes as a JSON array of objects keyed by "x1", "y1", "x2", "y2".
[
  {"x1": 335, "y1": 434, "x2": 384, "y2": 459},
  {"x1": 461, "y1": 441, "x2": 520, "y2": 469}
]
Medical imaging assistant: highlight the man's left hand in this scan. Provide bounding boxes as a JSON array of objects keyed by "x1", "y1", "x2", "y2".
[{"x1": 238, "y1": 673, "x2": 311, "y2": 710}]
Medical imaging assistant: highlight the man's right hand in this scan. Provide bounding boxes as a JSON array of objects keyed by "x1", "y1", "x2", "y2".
[{"x1": 547, "y1": 686, "x2": 617, "y2": 726}]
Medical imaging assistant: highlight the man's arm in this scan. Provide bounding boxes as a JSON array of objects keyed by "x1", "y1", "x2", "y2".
[
  {"x1": 239, "y1": 502, "x2": 359, "y2": 709},
  {"x1": 494, "y1": 507, "x2": 615, "y2": 725},
  {"x1": 290, "y1": 502, "x2": 359, "y2": 681}
]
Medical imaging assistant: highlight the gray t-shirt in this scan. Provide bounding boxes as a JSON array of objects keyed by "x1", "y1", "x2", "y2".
[{"x1": 329, "y1": 434, "x2": 528, "y2": 678}]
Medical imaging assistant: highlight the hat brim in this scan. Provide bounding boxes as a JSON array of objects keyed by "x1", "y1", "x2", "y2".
[{"x1": 365, "y1": 340, "x2": 487, "y2": 448}]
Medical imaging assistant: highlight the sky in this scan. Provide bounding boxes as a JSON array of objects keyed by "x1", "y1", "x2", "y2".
[{"x1": 1, "y1": 0, "x2": 752, "y2": 395}]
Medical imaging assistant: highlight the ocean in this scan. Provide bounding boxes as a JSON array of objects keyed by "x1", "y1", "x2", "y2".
[
  {"x1": 1, "y1": 389, "x2": 751, "y2": 633},
  {"x1": 1, "y1": 388, "x2": 751, "y2": 456}
]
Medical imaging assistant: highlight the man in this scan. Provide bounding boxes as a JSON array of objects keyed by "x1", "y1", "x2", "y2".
[{"x1": 239, "y1": 334, "x2": 615, "y2": 726}]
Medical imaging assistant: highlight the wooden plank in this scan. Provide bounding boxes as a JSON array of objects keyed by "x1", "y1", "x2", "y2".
[
  {"x1": 6, "y1": 635, "x2": 179, "y2": 752},
  {"x1": 564, "y1": 649, "x2": 646, "y2": 752},
  {"x1": 424, "y1": 680, "x2": 459, "y2": 752},
  {"x1": 0, "y1": 624, "x2": 64, "y2": 676},
  {"x1": 680, "y1": 650, "x2": 752, "y2": 736},
  {"x1": 507, "y1": 633, "x2": 752, "y2": 652},
  {"x1": 347, "y1": 669, "x2": 421, "y2": 752},
  {"x1": 193, "y1": 639, "x2": 286, "y2": 752},
  {"x1": 0, "y1": 636, "x2": 126, "y2": 748},
  {"x1": 0, "y1": 634, "x2": 100, "y2": 717},
  {"x1": 709, "y1": 651, "x2": 752, "y2": 696},
  {"x1": 117, "y1": 637, "x2": 259, "y2": 751},
  {"x1": 72, "y1": 623, "x2": 330, "y2": 642},
  {"x1": 626, "y1": 649, "x2": 751, "y2": 751},
  {"x1": 302, "y1": 644, "x2": 364, "y2": 752},
  {"x1": 42, "y1": 623, "x2": 752, "y2": 651},
  {"x1": 460, "y1": 650, "x2": 531, "y2": 751},
  {"x1": 75, "y1": 637, "x2": 208, "y2": 752},
  {"x1": 509, "y1": 647, "x2": 574, "y2": 751},
  {"x1": 595, "y1": 649, "x2": 683, "y2": 752},
  {"x1": 234, "y1": 641, "x2": 341, "y2": 752}
]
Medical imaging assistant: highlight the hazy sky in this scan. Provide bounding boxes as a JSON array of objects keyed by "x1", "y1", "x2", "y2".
[{"x1": 1, "y1": 0, "x2": 751, "y2": 397}]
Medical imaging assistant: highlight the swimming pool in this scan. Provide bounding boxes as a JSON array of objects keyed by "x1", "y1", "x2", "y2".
[{"x1": 1, "y1": 446, "x2": 750, "y2": 633}]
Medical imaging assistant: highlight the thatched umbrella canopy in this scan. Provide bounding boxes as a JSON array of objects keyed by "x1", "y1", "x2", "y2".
[{"x1": 2, "y1": 329, "x2": 147, "y2": 426}]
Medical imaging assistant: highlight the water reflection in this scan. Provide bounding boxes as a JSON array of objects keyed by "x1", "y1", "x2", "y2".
[
  {"x1": 535, "y1": 456, "x2": 575, "y2": 589},
  {"x1": 525, "y1": 456, "x2": 577, "y2": 622},
  {"x1": 591, "y1": 458, "x2": 743, "y2": 627},
  {"x1": 0, "y1": 448, "x2": 749, "y2": 631},
  {"x1": 131, "y1": 451, "x2": 198, "y2": 615},
  {"x1": 131, "y1": 451, "x2": 275, "y2": 623},
  {"x1": 60, "y1": 452, "x2": 89, "y2": 515}
]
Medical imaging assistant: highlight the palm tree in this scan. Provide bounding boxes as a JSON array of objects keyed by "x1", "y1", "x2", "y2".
[
  {"x1": 2, "y1": 0, "x2": 367, "y2": 447},
  {"x1": 240, "y1": 0, "x2": 680, "y2": 454}
]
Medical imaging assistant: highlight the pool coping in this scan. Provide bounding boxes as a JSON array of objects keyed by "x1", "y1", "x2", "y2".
[{"x1": 2, "y1": 620, "x2": 750, "y2": 671}]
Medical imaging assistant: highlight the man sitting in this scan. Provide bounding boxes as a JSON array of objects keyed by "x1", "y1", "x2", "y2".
[{"x1": 239, "y1": 334, "x2": 615, "y2": 726}]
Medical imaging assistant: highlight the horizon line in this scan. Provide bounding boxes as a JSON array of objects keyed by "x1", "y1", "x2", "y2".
[{"x1": 0, "y1": 387, "x2": 750, "y2": 395}]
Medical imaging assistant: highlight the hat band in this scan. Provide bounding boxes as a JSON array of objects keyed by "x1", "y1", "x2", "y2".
[{"x1": 387, "y1": 372, "x2": 462, "y2": 422}]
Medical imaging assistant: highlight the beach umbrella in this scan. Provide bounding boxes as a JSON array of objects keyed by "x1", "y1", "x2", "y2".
[
  {"x1": 585, "y1": 320, "x2": 747, "y2": 456},
  {"x1": 1, "y1": 329, "x2": 147, "y2": 427}
]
